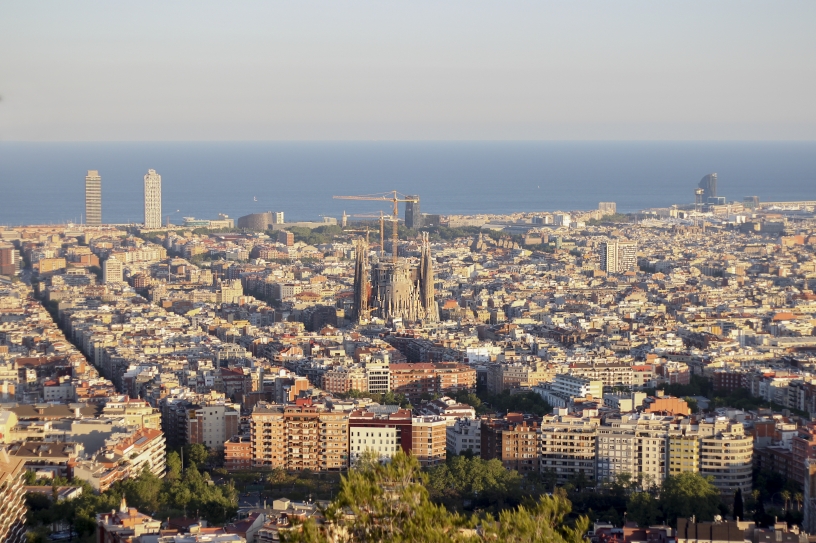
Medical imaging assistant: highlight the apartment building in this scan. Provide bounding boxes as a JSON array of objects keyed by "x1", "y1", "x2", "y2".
[
  {"x1": 111, "y1": 428, "x2": 167, "y2": 478},
  {"x1": 551, "y1": 374, "x2": 603, "y2": 399},
  {"x1": 482, "y1": 414, "x2": 541, "y2": 474},
  {"x1": 668, "y1": 432, "x2": 700, "y2": 476},
  {"x1": 250, "y1": 402, "x2": 349, "y2": 471},
  {"x1": 569, "y1": 362, "x2": 635, "y2": 387},
  {"x1": 486, "y1": 362, "x2": 555, "y2": 395},
  {"x1": 0, "y1": 447, "x2": 27, "y2": 543},
  {"x1": 390, "y1": 362, "x2": 475, "y2": 401},
  {"x1": 350, "y1": 426, "x2": 398, "y2": 464},
  {"x1": 539, "y1": 413, "x2": 599, "y2": 485},
  {"x1": 322, "y1": 366, "x2": 368, "y2": 395},
  {"x1": 446, "y1": 418, "x2": 481, "y2": 457},
  {"x1": 101, "y1": 398, "x2": 162, "y2": 430},
  {"x1": 411, "y1": 415, "x2": 447, "y2": 467},
  {"x1": 187, "y1": 403, "x2": 240, "y2": 450},
  {"x1": 700, "y1": 424, "x2": 753, "y2": 496},
  {"x1": 349, "y1": 409, "x2": 413, "y2": 458},
  {"x1": 224, "y1": 436, "x2": 252, "y2": 472},
  {"x1": 596, "y1": 426, "x2": 637, "y2": 484}
]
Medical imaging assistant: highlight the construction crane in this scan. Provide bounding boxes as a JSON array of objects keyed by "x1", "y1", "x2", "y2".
[
  {"x1": 333, "y1": 191, "x2": 418, "y2": 264},
  {"x1": 352, "y1": 212, "x2": 390, "y2": 259}
]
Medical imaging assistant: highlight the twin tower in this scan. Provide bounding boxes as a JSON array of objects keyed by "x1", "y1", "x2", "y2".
[{"x1": 84, "y1": 169, "x2": 162, "y2": 228}]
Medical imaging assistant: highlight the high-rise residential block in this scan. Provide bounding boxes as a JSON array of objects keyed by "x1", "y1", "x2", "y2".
[
  {"x1": 143, "y1": 169, "x2": 162, "y2": 229},
  {"x1": 600, "y1": 240, "x2": 637, "y2": 273},
  {"x1": 85, "y1": 170, "x2": 102, "y2": 225},
  {"x1": 102, "y1": 257, "x2": 123, "y2": 284},
  {"x1": 600, "y1": 241, "x2": 619, "y2": 273}
]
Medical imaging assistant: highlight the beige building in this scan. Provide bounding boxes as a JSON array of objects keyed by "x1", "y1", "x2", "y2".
[
  {"x1": 85, "y1": 170, "x2": 102, "y2": 225},
  {"x1": 103, "y1": 257, "x2": 123, "y2": 284},
  {"x1": 700, "y1": 424, "x2": 753, "y2": 496},
  {"x1": 101, "y1": 398, "x2": 161, "y2": 430},
  {"x1": 0, "y1": 447, "x2": 26, "y2": 543},
  {"x1": 411, "y1": 415, "x2": 447, "y2": 467},
  {"x1": 250, "y1": 402, "x2": 349, "y2": 471},
  {"x1": 143, "y1": 169, "x2": 162, "y2": 229},
  {"x1": 539, "y1": 413, "x2": 599, "y2": 485}
]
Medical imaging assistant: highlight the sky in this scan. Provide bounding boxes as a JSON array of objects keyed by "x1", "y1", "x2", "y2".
[{"x1": 1, "y1": 1, "x2": 815, "y2": 141}]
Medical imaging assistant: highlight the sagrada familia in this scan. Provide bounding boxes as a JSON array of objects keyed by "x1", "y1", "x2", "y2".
[{"x1": 352, "y1": 232, "x2": 438, "y2": 324}]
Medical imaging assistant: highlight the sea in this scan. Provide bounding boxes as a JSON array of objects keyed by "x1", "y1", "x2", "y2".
[{"x1": 1, "y1": 141, "x2": 815, "y2": 227}]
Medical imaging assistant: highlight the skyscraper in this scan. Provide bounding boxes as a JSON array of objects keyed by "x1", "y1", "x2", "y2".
[
  {"x1": 405, "y1": 195, "x2": 421, "y2": 229},
  {"x1": 600, "y1": 242, "x2": 619, "y2": 273},
  {"x1": 85, "y1": 170, "x2": 102, "y2": 225},
  {"x1": 698, "y1": 173, "x2": 717, "y2": 201},
  {"x1": 143, "y1": 169, "x2": 162, "y2": 229}
]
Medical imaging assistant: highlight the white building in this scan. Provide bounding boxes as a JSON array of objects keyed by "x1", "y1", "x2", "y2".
[
  {"x1": 553, "y1": 213, "x2": 571, "y2": 227},
  {"x1": 143, "y1": 169, "x2": 162, "y2": 229},
  {"x1": 102, "y1": 257, "x2": 123, "y2": 284},
  {"x1": 446, "y1": 418, "x2": 481, "y2": 456},
  {"x1": 600, "y1": 240, "x2": 637, "y2": 273},
  {"x1": 349, "y1": 426, "x2": 398, "y2": 464},
  {"x1": 551, "y1": 374, "x2": 603, "y2": 399}
]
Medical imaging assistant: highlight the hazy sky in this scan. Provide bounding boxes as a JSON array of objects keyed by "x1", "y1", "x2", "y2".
[{"x1": 2, "y1": 1, "x2": 815, "y2": 141}]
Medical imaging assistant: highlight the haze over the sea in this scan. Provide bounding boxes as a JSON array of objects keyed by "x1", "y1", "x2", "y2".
[{"x1": 1, "y1": 141, "x2": 815, "y2": 226}]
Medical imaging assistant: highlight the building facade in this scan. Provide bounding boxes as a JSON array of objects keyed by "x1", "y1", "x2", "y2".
[
  {"x1": 85, "y1": 170, "x2": 102, "y2": 225},
  {"x1": 143, "y1": 169, "x2": 162, "y2": 229}
]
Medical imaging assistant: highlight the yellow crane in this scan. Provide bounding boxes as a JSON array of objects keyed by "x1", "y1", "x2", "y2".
[{"x1": 333, "y1": 191, "x2": 418, "y2": 264}]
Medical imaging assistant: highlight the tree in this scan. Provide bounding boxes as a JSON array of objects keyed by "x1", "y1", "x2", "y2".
[
  {"x1": 166, "y1": 451, "x2": 182, "y2": 479},
  {"x1": 426, "y1": 454, "x2": 523, "y2": 510},
  {"x1": 781, "y1": 490, "x2": 791, "y2": 512},
  {"x1": 483, "y1": 492, "x2": 590, "y2": 543},
  {"x1": 733, "y1": 489, "x2": 744, "y2": 520},
  {"x1": 184, "y1": 443, "x2": 209, "y2": 467},
  {"x1": 283, "y1": 450, "x2": 476, "y2": 542},
  {"x1": 795, "y1": 492, "x2": 803, "y2": 511},
  {"x1": 658, "y1": 472, "x2": 722, "y2": 526},
  {"x1": 282, "y1": 451, "x2": 589, "y2": 543},
  {"x1": 627, "y1": 492, "x2": 659, "y2": 527}
]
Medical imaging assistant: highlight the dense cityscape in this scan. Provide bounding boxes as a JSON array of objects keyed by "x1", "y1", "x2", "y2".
[{"x1": 0, "y1": 167, "x2": 814, "y2": 542}]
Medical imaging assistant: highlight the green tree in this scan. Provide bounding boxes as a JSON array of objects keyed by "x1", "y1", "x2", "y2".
[
  {"x1": 483, "y1": 492, "x2": 590, "y2": 543},
  {"x1": 659, "y1": 472, "x2": 722, "y2": 526},
  {"x1": 283, "y1": 450, "x2": 476, "y2": 542},
  {"x1": 733, "y1": 489, "x2": 744, "y2": 520},
  {"x1": 184, "y1": 443, "x2": 209, "y2": 467},
  {"x1": 166, "y1": 451, "x2": 182, "y2": 479},
  {"x1": 426, "y1": 454, "x2": 523, "y2": 510},
  {"x1": 627, "y1": 492, "x2": 659, "y2": 527},
  {"x1": 120, "y1": 465, "x2": 163, "y2": 514}
]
